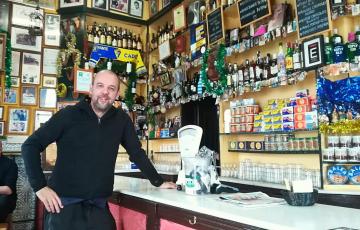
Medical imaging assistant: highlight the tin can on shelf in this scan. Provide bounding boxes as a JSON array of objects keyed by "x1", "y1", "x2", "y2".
[
  {"x1": 298, "y1": 138, "x2": 306, "y2": 150},
  {"x1": 239, "y1": 106, "x2": 246, "y2": 115},
  {"x1": 292, "y1": 138, "x2": 299, "y2": 151},
  {"x1": 288, "y1": 138, "x2": 294, "y2": 151},
  {"x1": 305, "y1": 137, "x2": 314, "y2": 150},
  {"x1": 240, "y1": 123, "x2": 246, "y2": 132},
  {"x1": 322, "y1": 148, "x2": 335, "y2": 161},
  {"x1": 246, "y1": 114, "x2": 255, "y2": 123},
  {"x1": 340, "y1": 136, "x2": 352, "y2": 148},
  {"x1": 312, "y1": 137, "x2": 319, "y2": 150},
  {"x1": 328, "y1": 136, "x2": 340, "y2": 148},
  {"x1": 334, "y1": 148, "x2": 348, "y2": 162},
  {"x1": 246, "y1": 123, "x2": 254, "y2": 132},
  {"x1": 352, "y1": 136, "x2": 360, "y2": 147},
  {"x1": 348, "y1": 147, "x2": 360, "y2": 162}
]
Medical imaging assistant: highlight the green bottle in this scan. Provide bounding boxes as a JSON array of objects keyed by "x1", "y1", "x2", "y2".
[
  {"x1": 346, "y1": 32, "x2": 358, "y2": 64},
  {"x1": 331, "y1": 28, "x2": 343, "y2": 45},
  {"x1": 324, "y1": 37, "x2": 333, "y2": 65}
]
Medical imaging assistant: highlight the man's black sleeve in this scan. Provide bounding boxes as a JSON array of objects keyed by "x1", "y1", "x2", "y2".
[
  {"x1": 21, "y1": 109, "x2": 67, "y2": 192},
  {"x1": 120, "y1": 114, "x2": 164, "y2": 187}
]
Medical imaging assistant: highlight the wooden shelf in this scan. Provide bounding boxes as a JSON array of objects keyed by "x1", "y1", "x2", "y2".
[
  {"x1": 149, "y1": 137, "x2": 178, "y2": 140},
  {"x1": 322, "y1": 161, "x2": 360, "y2": 165},
  {"x1": 323, "y1": 184, "x2": 360, "y2": 192},
  {"x1": 154, "y1": 151, "x2": 180, "y2": 154},
  {"x1": 228, "y1": 150, "x2": 320, "y2": 154},
  {"x1": 220, "y1": 129, "x2": 318, "y2": 136}
]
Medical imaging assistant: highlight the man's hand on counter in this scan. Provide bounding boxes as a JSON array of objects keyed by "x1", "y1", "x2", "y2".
[
  {"x1": 36, "y1": 186, "x2": 64, "y2": 213},
  {"x1": 159, "y1": 181, "x2": 177, "y2": 189}
]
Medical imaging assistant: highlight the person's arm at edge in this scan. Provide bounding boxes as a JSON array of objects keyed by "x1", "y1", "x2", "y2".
[{"x1": 0, "y1": 161, "x2": 18, "y2": 195}]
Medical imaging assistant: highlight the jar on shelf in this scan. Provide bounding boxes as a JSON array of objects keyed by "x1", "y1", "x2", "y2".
[
  {"x1": 298, "y1": 138, "x2": 306, "y2": 150},
  {"x1": 328, "y1": 136, "x2": 340, "y2": 148},
  {"x1": 339, "y1": 136, "x2": 352, "y2": 148},
  {"x1": 334, "y1": 148, "x2": 348, "y2": 162},
  {"x1": 312, "y1": 137, "x2": 319, "y2": 150},
  {"x1": 348, "y1": 147, "x2": 360, "y2": 162},
  {"x1": 352, "y1": 136, "x2": 360, "y2": 147},
  {"x1": 322, "y1": 148, "x2": 335, "y2": 161},
  {"x1": 305, "y1": 137, "x2": 314, "y2": 150}
]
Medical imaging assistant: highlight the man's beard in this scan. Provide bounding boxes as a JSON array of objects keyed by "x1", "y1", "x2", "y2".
[{"x1": 91, "y1": 96, "x2": 113, "y2": 112}]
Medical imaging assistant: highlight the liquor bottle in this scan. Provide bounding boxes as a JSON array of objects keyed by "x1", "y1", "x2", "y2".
[
  {"x1": 355, "y1": 25, "x2": 360, "y2": 63},
  {"x1": 270, "y1": 53, "x2": 278, "y2": 78},
  {"x1": 132, "y1": 34, "x2": 137, "y2": 50},
  {"x1": 131, "y1": 79, "x2": 137, "y2": 94},
  {"x1": 112, "y1": 26, "x2": 118, "y2": 47},
  {"x1": 285, "y1": 42, "x2": 294, "y2": 73},
  {"x1": 93, "y1": 24, "x2": 100, "y2": 44},
  {"x1": 100, "y1": 24, "x2": 106, "y2": 44},
  {"x1": 87, "y1": 24, "x2": 93, "y2": 43},
  {"x1": 158, "y1": 26, "x2": 162, "y2": 44},
  {"x1": 347, "y1": 32, "x2": 358, "y2": 64},
  {"x1": 333, "y1": 33, "x2": 346, "y2": 63},
  {"x1": 151, "y1": 33, "x2": 156, "y2": 50},
  {"x1": 122, "y1": 29, "x2": 128, "y2": 49},
  {"x1": 249, "y1": 56, "x2": 256, "y2": 84},
  {"x1": 243, "y1": 59, "x2": 250, "y2": 87},
  {"x1": 127, "y1": 31, "x2": 133, "y2": 49},
  {"x1": 264, "y1": 53, "x2": 272, "y2": 80},
  {"x1": 232, "y1": 63, "x2": 239, "y2": 93},
  {"x1": 226, "y1": 63, "x2": 233, "y2": 91},
  {"x1": 255, "y1": 51, "x2": 263, "y2": 81},
  {"x1": 169, "y1": 22, "x2": 174, "y2": 39},
  {"x1": 106, "y1": 25, "x2": 112, "y2": 46},
  {"x1": 293, "y1": 41, "x2": 302, "y2": 70},
  {"x1": 137, "y1": 35, "x2": 142, "y2": 51},
  {"x1": 331, "y1": 28, "x2": 343, "y2": 45},
  {"x1": 117, "y1": 28, "x2": 123, "y2": 48},
  {"x1": 277, "y1": 42, "x2": 286, "y2": 79}
]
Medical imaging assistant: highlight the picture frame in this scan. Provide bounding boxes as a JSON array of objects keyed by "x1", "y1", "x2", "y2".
[
  {"x1": 0, "y1": 106, "x2": 4, "y2": 120},
  {"x1": 0, "y1": 121, "x2": 4, "y2": 136},
  {"x1": 173, "y1": 4, "x2": 186, "y2": 32},
  {"x1": 23, "y1": 0, "x2": 57, "y2": 10},
  {"x1": 74, "y1": 67, "x2": 94, "y2": 94},
  {"x1": 0, "y1": 2, "x2": 9, "y2": 31},
  {"x1": 0, "y1": 33, "x2": 6, "y2": 71},
  {"x1": 42, "y1": 48, "x2": 59, "y2": 75},
  {"x1": 44, "y1": 14, "x2": 61, "y2": 47},
  {"x1": 3, "y1": 88, "x2": 19, "y2": 105},
  {"x1": 21, "y1": 52, "x2": 41, "y2": 85},
  {"x1": 129, "y1": 0, "x2": 143, "y2": 18},
  {"x1": 21, "y1": 85, "x2": 38, "y2": 106},
  {"x1": 34, "y1": 110, "x2": 53, "y2": 131},
  {"x1": 11, "y1": 27, "x2": 42, "y2": 52},
  {"x1": 7, "y1": 107, "x2": 30, "y2": 135},
  {"x1": 39, "y1": 88, "x2": 57, "y2": 108},
  {"x1": 110, "y1": 0, "x2": 129, "y2": 14},
  {"x1": 93, "y1": 0, "x2": 108, "y2": 10},
  {"x1": 12, "y1": 4, "x2": 44, "y2": 29},
  {"x1": 302, "y1": 35, "x2": 325, "y2": 71},
  {"x1": 163, "y1": 0, "x2": 171, "y2": 8},
  {"x1": 149, "y1": 0, "x2": 158, "y2": 17},
  {"x1": 11, "y1": 51, "x2": 21, "y2": 77},
  {"x1": 42, "y1": 75, "x2": 57, "y2": 88},
  {"x1": 11, "y1": 77, "x2": 20, "y2": 87},
  {"x1": 160, "y1": 71, "x2": 171, "y2": 87},
  {"x1": 57, "y1": 101, "x2": 77, "y2": 111},
  {"x1": 59, "y1": 0, "x2": 84, "y2": 8}
]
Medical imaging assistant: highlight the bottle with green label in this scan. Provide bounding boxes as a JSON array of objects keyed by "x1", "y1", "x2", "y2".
[
  {"x1": 346, "y1": 32, "x2": 358, "y2": 64},
  {"x1": 331, "y1": 28, "x2": 343, "y2": 45},
  {"x1": 324, "y1": 37, "x2": 333, "y2": 65},
  {"x1": 332, "y1": 29, "x2": 346, "y2": 63}
]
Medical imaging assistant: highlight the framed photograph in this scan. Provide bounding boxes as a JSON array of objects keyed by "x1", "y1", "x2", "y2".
[
  {"x1": 39, "y1": 88, "x2": 57, "y2": 108},
  {"x1": 3, "y1": 88, "x2": 19, "y2": 105},
  {"x1": 110, "y1": 0, "x2": 129, "y2": 13},
  {"x1": 160, "y1": 72, "x2": 171, "y2": 87},
  {"x1": 7, "y1": 107, "x2": 30, "y2": 135},
  {"x1": 149, "y1": 0, "x2": 158, "y2": 17},
  {"x1": 0, "y1": 106, "x2": 3, "y2": 120},
  {"x1": 43, "y1": 48, "x2": 59, "y2": 75},
  {"x1": 12, "y1": 4, "x2": 44, "y2": 29},
  {"x1": 0, "y1": 2, "x2": 9, "y2": 31},
  {"x1": 74, "y1": 67, "x2": 93, "y2": 94},
  {"x1": 302, "y1": 35, "x2": 325, "y2": 71},
  {"x1": 0, "y1": 121, "x2": 4, "y2": 136},
  {"x1": 60, "y1": 0, "x2": 84, "y2": 8},
  {"x1": 22, "y1": 52, "x2": 41, "y2": 85},
  {"x1": 11, "y1": 77, "x2": 20, "y2": 87},
  {"x1": 93, "y1": 0, "x2": 108, "y2": 10},
  {"x1": 42, "y1": 76, "x2": 57, "y2": 88},
  {"x1": 21, "y1": 85, "x2": 38, "y2": 106},
  {"x1": 11, "y1": 27, "x2": 42, "y2": 52},
  {"x1": 11, "y1": 51, "x2": 21, "y2": 77},
  {"x1": 163, "y1": 0, "x2": 171, "y2": 8},
  {"x1": 23, "y1": 0, "x2": 57, "y2": 10},
  {"x1": 34, "y1": 110, "x2": 53, "y2": 131},
  {"x1": 173, "y1": 4, "x2": 186, "y2": 32},
  {"x1": 0, "y1": 33, "x2": 6, "y2": 71},
  {"x1": 44, "y1": 14, "x2": 61, "y2": 46},
  {"x1": 129, "y1": 0, "x2": 143, "y2": 17},
  {"x1": 57, "y1": 101, "x2": 77, "y2": 111}
]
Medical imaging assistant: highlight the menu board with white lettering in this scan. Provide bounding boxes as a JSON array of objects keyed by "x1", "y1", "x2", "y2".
[
  {"x1": 237, "y1": 0, "x2": 271, "y2": 28},
  {"x1": 207, "y1": 7, "x2": 224, "y2": 45},
  {"x1": 295, "y1": 0, "x2": 331, "y2": 39}
]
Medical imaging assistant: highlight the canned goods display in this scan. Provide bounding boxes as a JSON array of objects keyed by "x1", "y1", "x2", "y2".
[
  {"x1": 334, "y1": 148, "x2": 348, "y2": 162},
  {"x1": 348, "y1": 148, "x2": 360, "y2": 162},
  {"x1": 328, "y1": 136, "x2": 340, "y2": 148},
  {"x1": 340, "y1": 136, "x2": 352, "y2": 148},
  {"x1": 352, "y1": 136, "x2": 360, "y2": 147},
  {"x1": 322, "y1": 148, "x2": 335, "y2": 161},
  {"x1": 305, "y1": 137, "x2": 313, "y2": 150}
]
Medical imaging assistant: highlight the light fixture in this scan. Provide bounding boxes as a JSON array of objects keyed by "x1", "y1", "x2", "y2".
[{"x1": 28, "y1": 0, "x2": 43, "y2": 36}]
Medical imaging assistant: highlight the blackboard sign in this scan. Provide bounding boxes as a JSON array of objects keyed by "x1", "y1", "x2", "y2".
[
  {"x1": 237, "y1": 0, "x2": 271, "y2": 28},
  {"x1": 296, "y1": 0, "x2": 331, "y2": 39},
  {"x1": 207, "y1": 7, "x2": 224, "y2": 45}
]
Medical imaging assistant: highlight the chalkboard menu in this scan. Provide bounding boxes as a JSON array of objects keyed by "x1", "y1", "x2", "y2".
[
  {"x1": 207, "y1": 7, "x2": 224, "y2": 45},
  {"x1": 237, "y1": 0, "x2": 271, "y2": 28},
  {"x1": 296, "y1": 0, "x2": 330, "y2": 39}
]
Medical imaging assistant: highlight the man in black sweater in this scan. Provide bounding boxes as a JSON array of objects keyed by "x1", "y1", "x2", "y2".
[
  {"x1": 22, "y1": 70, "x2": 176, "y2": 230},
  {"x1": 0, "y1": 141, "x2": 18, "y2": 222}
]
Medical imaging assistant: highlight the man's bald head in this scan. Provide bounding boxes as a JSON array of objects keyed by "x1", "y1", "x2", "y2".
[{"x1": 93, "y1": 70, "x2": 120, "y2": 91}]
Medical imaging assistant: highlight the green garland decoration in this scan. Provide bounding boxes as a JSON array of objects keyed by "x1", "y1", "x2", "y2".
[
  {"x1": 124, "y1": 73, "x2": 137, "y2": 110},
  {"x1": 200, "y1": 43, "x2": 227, "y2": 96},
  {"x1": 0, "y1": 29, "x2": 12, "y2": 89},
  {"x1": 57, "y1": 33, "x2": 82, "y2": 76}
]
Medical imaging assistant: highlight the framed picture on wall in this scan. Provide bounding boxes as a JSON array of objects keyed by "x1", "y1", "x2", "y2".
[
  {"x1": 149, "y1": 0, "x2": 158, "y2": 17},
  {"x1": 163, "y1": 0, "x2": 171, "y2": 8},
  {"x1": 93, "y1": 0, "x2": 108, "y2": 10},
  {"x1": 44, "y1": 14, "x2": 61, "y2": 46},
  {"x1": 43, "y1": 48, "x2": 59, "y2": 75},
  {"x1": 0, "y1": 121, "x2": 4, "y2": 136},
  {"x1": 110, "y1": 0, "x2": 129, "y2": 14},
  {"x1": 23, "y1": 0, "x2": 57, "y2": 10},
  {"x1": 173, "y1": 4, "x2": 186, "y2": 32},
  {"x1": 0, "y1": 33, "x2": 6, "y2": 71},
  {"x1": 11, "y1": 51, "x2": 21, "y2": 77},
  {"x1": 129, "y1": 0, "x2": 143, "y2": 18},
  {"x1": 3, "y1": 88, "x2": 19, "y2": 105},
  {"x1": 21, "y1": 85, "x2": 38, "y2": 106},
  {"x1": 21, "y1": 52, "x2": 41, "y2": 85},
  {"x1": 302, "y1": 35, "x2": 325, "y2": 71},
  {"x1": 0, "y1": 2, "x2": 9, "y2": 32},
  {"x1": 39, "y1": 88, "x2": 57, "y2": 108},
  {"x1": 74, "y1": 67, "x2": 93, "y2": 94},
  {"x1": 0, "y1": 106, "x2": 4, "y2": 120},
  {"x1": 12, "y1": 4, "x2": 44, "y2": 29},
  {"x1": 11, "y1": 77, "x2": 20, "y2": 87},
  {"x1": 7, "y1": 107, "x2": 30, "y2": 135},
  {"x1": 11, "y1": 27, "x2": 42, "y2": 52},
  {"x1": 42, "y1": 76, "x2": 57, "y2": 88},
  {"x1": 34, "y1": 110, "x2": 53, "y2": 131},
  {"x1": 59, "y1": 0, "x2": 84, "y2": 8}
]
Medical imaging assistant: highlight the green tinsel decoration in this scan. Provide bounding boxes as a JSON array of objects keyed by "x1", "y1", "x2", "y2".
[
  {"x1": 0, "y1": 29, "x2": 12, "y2": 89},
  {"x1": 124, "y1": 73, "x2": 137, "y2": 110},
  {"x1": 200, "y1": 44, "x2": 227, "y2": 96}
]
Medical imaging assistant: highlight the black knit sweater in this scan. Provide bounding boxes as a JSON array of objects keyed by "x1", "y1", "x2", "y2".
[{"x1": 22, "y1": 99, "x2": 163, "y2": 199}]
